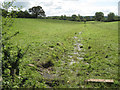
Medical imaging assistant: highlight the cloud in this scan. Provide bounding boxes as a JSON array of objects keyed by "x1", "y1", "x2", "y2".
[
  {"x1": 1, "y1": 0, "x2": 119, "y2": 16},
  {"x1": 39, "y1": 1, "x2": 53, "y2": 6},
  {"x1": 55, "y1": 6, "x2": 62, "y2": 9},
  {"x1": 13, "y1": 2, "x2": 30, "y2": 8}
]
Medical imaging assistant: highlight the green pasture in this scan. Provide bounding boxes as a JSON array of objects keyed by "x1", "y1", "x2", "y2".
[{"x1": 9, "y1": 18, "x2": 118, "y2": 88}]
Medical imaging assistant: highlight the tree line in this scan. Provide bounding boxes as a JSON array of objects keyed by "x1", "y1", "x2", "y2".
[
  {"x1": 48, "y1": 12, "x2": 120, "y2": 22},
  {"x1": 2, "y1": 6, "x2": 46, "y2": 18},
  {"x1": 2, "y1": 6, "x2": 120, "y2": 22}
]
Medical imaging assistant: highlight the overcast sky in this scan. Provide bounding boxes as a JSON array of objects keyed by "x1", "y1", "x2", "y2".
[{"x1": 0, "y1": 0, "x2": 120, "y2": 16}]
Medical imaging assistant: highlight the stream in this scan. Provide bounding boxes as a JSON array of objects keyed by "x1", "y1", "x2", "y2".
[
  {"x1": 68, "y1": 32, "x2": 84, "y2": 65},
  {"x1": 43, "y1": 31, "x2": 84, "y2": 87}
]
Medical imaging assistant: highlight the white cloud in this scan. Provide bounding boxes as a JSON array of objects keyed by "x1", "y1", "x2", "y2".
[{"x1": 1, "y1": 0, "x2": 119, "y2": 16}]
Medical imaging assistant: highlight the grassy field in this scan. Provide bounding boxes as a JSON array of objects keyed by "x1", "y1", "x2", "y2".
[{"x1": 9, "y1": 18, "x2": 118, "y2": 88}]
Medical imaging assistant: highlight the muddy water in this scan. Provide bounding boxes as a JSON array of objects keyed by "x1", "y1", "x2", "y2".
[
  {"x1": 43, "y1": 32, "x2": 84, "y2": 83},
  {"x1": 68, "y1": 32, "x2": 84, "y2": 65}
]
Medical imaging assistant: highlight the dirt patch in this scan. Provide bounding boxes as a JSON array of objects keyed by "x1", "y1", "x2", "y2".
[{"x1": 41, "y1": 60, "x2": 54, "y2": 68}]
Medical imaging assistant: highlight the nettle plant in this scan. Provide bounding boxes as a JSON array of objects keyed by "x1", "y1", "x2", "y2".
[{"x1": 1, "y1": 0, "x2": 27, "y2": 88}]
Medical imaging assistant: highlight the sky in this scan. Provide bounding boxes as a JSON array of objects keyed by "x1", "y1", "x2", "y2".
[{"x1": 0, "y1": 0, "x2": 120, "y2": 16}]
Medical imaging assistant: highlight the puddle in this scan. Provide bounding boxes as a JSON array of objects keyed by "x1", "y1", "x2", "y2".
[
  {"x1": 43, "y1": 72, "x2": 56, "y2": 79},
  {"x1": 74, "y1": 43, "x2": 83, "y2": 46},
  {"x1": 43, "y1": 68, "x2": 62, "y2": 80},
  {"x1": 78, "y1": 43, "x2": 83, "y2": 46},
  {"x1": 74, "y1": 36, "x2": 78, "y2": 39},
  {"x1": 68, "y1": 55, "x2": 73, "y2": 58},
  {"x1": 69, "y1": 59, "x2": 79, "y2": 65},
  {"x1": 77, "y1": 57, "x2": 84, "y2": 60},
  {"x1": 74, "y1": 41, "x2": 83, "y2": 52},
  {"x1": 79, "y1": 32, "x2": 82, "y2": 34},
  {"x1": 74, "y1": 45, "x2": 82, "y2": 51},
  {"x1": 68, "y1": 32, "x2": 84, "y2": 66},
  {"x1": 85, "y1": 63, "x2": 89, "y2": 65},
  {"x1": 42, "y1": 31, "x2": 84, "y2": 86},
  {"x1": 73, "y1": 52, "x2": 79, "y2": 55}
]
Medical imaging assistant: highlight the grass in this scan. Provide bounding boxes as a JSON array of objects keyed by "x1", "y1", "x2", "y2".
[
  {"x1": 11, "y1": 19, "x2": 84, "y2": 46},
  {"x1": 9, "y1": 18, "x2": 119, "y2": 88},
  {"x1": 78, "y1": 21, "x2": 118, "y2": 88}
]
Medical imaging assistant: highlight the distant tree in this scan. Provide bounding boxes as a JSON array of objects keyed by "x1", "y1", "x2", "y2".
[
  {"x1": 118, "y1": 16, "x2": 120, "y2": 21},
  {"x1": 77, "y1": 14, "x2": 81, "y2": 22},
  {"x1": 91, "y1": 16, "x2": 95, "y2": 21},
  {"x1": 52, "y1": 16, "x2": 57, "y2": 19},
  {"x1": 71, "y1": 14, "x2": 77, "y2": 21},
  {"x1": 84, "y1": 16, "x2": 91, "y2": 21},
  {"x1": 80, "y1": 16, "x2": 83, "y2": 21},
  {"x1": 52, "y1": 16, "x2": 60, "y2": 19},
  {"x1": 29, "y1": 6, "x2": 45, "y2": 18},
  {"x1": 107, "y1": 12, "x2": 115, "y2": 22},
  {"x1": 47, "y1": 16, "x2": 52, "y2": 19},
  {"x1": 76, "y1": 16, "x2": 80, "y2": 22},
  {"x1": 67, "y1": 16, "x2": 72, "y2": 21},
  {"x1": 59, "y1": 15, "x2": 64, "y2": 20},
  {"x1": 114, "y1": 16, "x2": 120, "y2": 21},
  {"x1": 17, "y1": 10, "x2": 25, "y2": 18},
  {"x1": 101, "y1": 17, "x2": 105, "y2": 22},
  {"x1": 95, "y1": 12, "x2": 104, "y2": 21},
  {"x1": 83, "y1": 18, "x2": 86, "y2": 24},
  {"x1": 63, "y1": 15, "x2": 67, "y2": 20},
  {"x1": 24, "y1": 10, "x2": 31, "y2": 18}
]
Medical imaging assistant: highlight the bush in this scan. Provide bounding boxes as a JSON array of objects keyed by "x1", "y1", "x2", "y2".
[{"x1": 2, "y1": 1, "x2": 27, "y2": 88}]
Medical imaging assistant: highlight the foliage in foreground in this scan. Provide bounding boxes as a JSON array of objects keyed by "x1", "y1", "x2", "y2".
[{"x1": 1, "y1": 1, "x2": 47, "y2": 88}]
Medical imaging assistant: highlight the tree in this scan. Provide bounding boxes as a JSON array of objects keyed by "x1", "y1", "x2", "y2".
[
  {"x1": 29, "y1": 6, "x2": 45, "y2": 18},
  {"x1": 24, "y1": 10, "x2": 31, "y2": 18},
  {"x1": 78, "y1": 15, "x2": 83, "y2": 21},
  {"x1": 63, "y1": 15, "x2": 67, "y2": 20},
  {"x1": 2, "y1": 1, "x2": 47, "y2": 88},
  {"x1": 77, "y1": 14, "x2": 81, "y2": 22},
  {"x1": 17, "y1": 10, "x2": 25, "y2": 18},
  {"x1": 114, "y1": 16, "x2": 120, "y2": 21},
  {"x1": 71, "y1": 14, "x2": 77, "y2": 21},
  {"x1": 1, "y1": 1, "x2": 29, "y2": 88},
  {"x1": 10, "y1": 10, "x2": 18, "y2": 18},
  {"x1": 84, "y1": 16, "x2": 91, "y2": 21},
  {"x1": 91, "y1": 16, "x2": 95, "y2": 21},
  {"x1": 107, "y1": 12, "x2": 115, "y2": 22},
  {"x1": 17, "y1": 10, "x2": 31, "y2": 18},
  {"x1": 83, "y1": 18, "x2": 86, "y2": 24},
  {"x1": 67, "y1": 16, "x2": 72, "y2": 21},
  {"x1": 59, "y1": 15, "x2": 63, "y2": 20},
  {"x1": 95, "y1": 12, "x2": 104, "y2": 21}
]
